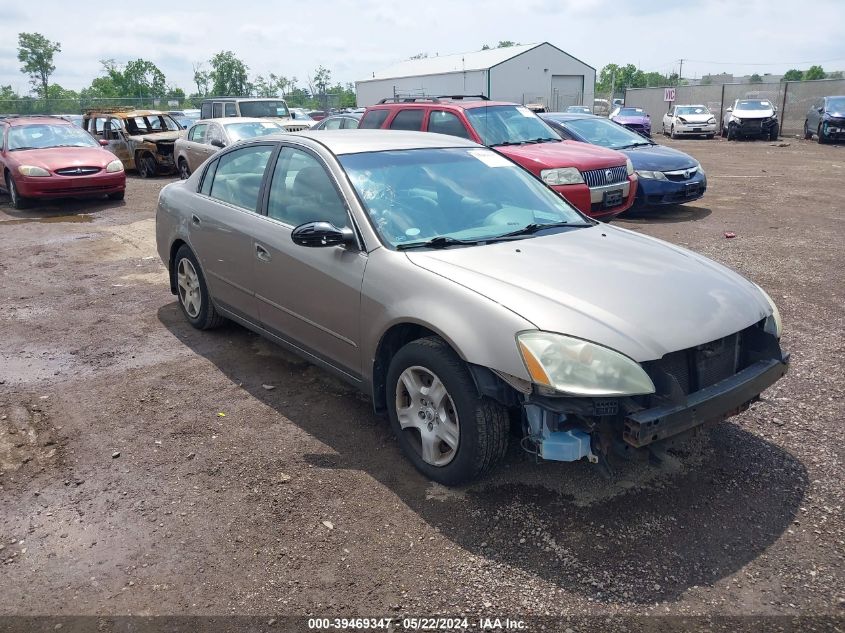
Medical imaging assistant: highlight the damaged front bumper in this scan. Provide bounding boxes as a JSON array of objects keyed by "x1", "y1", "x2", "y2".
[
  {"x1": 623, "y1": 354, "x2": 789, "y2": 448},
  {"x1": 519, "y1": 326, "x2": 789, "y2": 463}
]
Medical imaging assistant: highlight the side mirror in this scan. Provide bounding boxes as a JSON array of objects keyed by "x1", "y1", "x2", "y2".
[
  {"x1": 818, "y1": 106, "x2": 825, "y2": 113},
  {"x1": 291, "y1": 221, "x2": 355, "y2": 248},
  {"x1": 210, "y1": 139, "x2": 225, "y2": 148},
  {"x1": 98, "y1": 139, "x2": 109, "y2": 146}
]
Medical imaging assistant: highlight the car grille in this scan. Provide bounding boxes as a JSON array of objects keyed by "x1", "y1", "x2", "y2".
[
  {"x1": 664, "y1": 166, "x2": 699, "y2": 182},
  {"x1": 623, "y1": 123, "x2": 648, "y2": 133},
  {"x1": 581, "y1": 165, "x2": 627, "y2": 188},
  {"x1": 642, "y1": 327, "x2": 751, "y2": 399},
  {"x1": 55, "y1": 166, "x2": 101, "y2": 176}
]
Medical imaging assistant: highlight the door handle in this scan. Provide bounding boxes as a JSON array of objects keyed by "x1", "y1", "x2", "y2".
[
  {"x1": 191, "y1": 214, "x2": 201, "y2": 226},
  {"x1": 255, "y1": 243, "x2": 272, "y2": 262}
]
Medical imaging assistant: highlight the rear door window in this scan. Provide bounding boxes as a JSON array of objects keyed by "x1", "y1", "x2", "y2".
[
  {"x1": 359, "y1": 109, "x2": 389, "y2": 129},
  {"x1": 389, "y1": 109, "x2": 424, "y2": 131},
  {"x1": 207, "y1": 145, "x2": 274, "y2": 212},
  {"x1": 427, "y1": 110, "x2": 471, "y2": 138}
]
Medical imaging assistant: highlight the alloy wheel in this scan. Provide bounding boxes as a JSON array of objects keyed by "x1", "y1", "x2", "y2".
[
  {"x1": 395, "y1": 365, "x2": 460, "y2": 467},
  {"x1": 177, "y1": 257, "x2": 202, "y2": 318}
]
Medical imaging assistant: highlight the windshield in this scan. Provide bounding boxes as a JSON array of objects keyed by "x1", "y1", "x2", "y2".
[
  {"x1": 339, "y1": 147, "x2": 588, "y2": 248},
  {"x1": 826, "y1": 97, "x2": 845, "y2": 111},
  {"x1": 464, "y1": 105, "x2": 560, "y2": 146},
  {"x1": 565, "y1": 106, "x2": 591, "y2": 113},
  {"x1": 555, "y1": 117, "x2": 651, "y2": 149},
  {"x1": 223, "y1": 121, "x2": 285, "y2": 141},
  {"x1": 125, "y1": 114, "x2": 181, "y2": 134},
  {"x1": 676, "y1": 106, "x2": 710, "y2": 116},
  {"x1": 736, "y1": 100, "x2": 772, "y2": 110},
  {"x1": 7, "y1": 124, "x2": 99, "y2": 150},
  {"x1": 239, "y1": 100, "x2": 291, "y2": 118},
  {"x1": 618, "y1": 108, "x2": 646, "y2": 117}
]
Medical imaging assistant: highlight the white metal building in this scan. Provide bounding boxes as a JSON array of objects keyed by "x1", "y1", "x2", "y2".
[{"x1": 355, "y1": 42, "x2": 595, "y2": 110}]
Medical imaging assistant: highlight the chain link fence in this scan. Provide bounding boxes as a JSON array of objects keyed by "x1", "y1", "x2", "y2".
[{"x1": 624, "y1": 78, "x2": 845, "y2": 136}]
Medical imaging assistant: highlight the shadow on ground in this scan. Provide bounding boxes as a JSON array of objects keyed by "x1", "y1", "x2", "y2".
[
  {"x1": 619, "y1": 205, "x2": 712, "y2": 224},
  {"x1": 158, "y1": 302, "x2": 807, "y2": 605}
]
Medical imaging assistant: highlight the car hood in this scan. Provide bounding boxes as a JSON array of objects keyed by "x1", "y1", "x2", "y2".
[
  {"x1": 613, "y1": 115, "x2": 650, "y2": 125},
  {"x1": 495, "y1": 140, "x2": 627, "y2": 172},
  {"x1": 674, "y1": 113, "x2": 713, "y2": 123},
  {"x1": 730, "y1": 109, "x2": 774, "y2": 119},
  {"x1": 405, "y1": 225, "x2": 770, "y2": 362},
  {"x1": 128, "y1": 131, "x2": 183, "y2": 142},
  {"x1": 9, "y1": 146, "x2": 120, "y2": 171},
  {"x1": 619, "y1": 143, "x2": 698, "y2": 171},
  {"x1": 824, "y1": 111, "x2": 845, "y2": 118}
]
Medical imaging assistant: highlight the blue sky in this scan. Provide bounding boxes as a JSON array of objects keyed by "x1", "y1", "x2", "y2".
[{"x1": 1, "y1": 0, "x2": 842, "y2": 94}]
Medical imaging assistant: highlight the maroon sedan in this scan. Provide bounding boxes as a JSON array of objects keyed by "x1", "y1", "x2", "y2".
[{"x1": 1, "y1": 115, "x2": 126, "y2": 209}]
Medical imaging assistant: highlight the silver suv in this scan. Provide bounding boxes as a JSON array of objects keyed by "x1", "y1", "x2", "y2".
[
  {"x1": 200, "y1": 98, "x2": 311, "y2": 132},
  {"x1": 155, "y1": 130, "x2": 788, "y2": 485}
]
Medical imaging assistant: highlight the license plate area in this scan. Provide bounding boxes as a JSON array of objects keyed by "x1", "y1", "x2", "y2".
[
  {"x1": 685, "y1": 182, "x2": 700, "y2": 196},
  {"x1": 693, "y1": 127, "x2": 702, "y2": 132},
  {"x1": 603, "y1": 189, "x2": 623, "y2": 207}
]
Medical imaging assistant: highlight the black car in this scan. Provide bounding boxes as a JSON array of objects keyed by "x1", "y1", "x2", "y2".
[
  {"x1": 804, "y1": 95, "x2": 845, "y2": 144},
  {"x1": 541, "y1": 113, "x2": 706, "y2": 209}
]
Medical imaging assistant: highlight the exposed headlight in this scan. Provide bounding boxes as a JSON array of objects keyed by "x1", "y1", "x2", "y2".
[
  {"x1": 517, "y1": 331, "x2": 655, "y2": 396},
  {"x1": 625, "y1": 158, "x2": 634, "y2": 176},
  {"x1": 18, "y1": 165, "x2": 50, "y2": 177},
  {"x1": 707, "y1": 117, "x2": 716, "y2": 124},
  {"x1": 540, "y1": 167, "x2": 584, "y2": 186},
  {"x1": 696, "y1": 161, "x2": 705, "y2": 175},
  {"x1": 636, "y1": 170, "x2": 667, "y2": 180},
  {"x1": 106, "y1": 159, "x2": 124, "y2": 173},
  {"x1": 756, "y1": 285, "x2": 782, "y2": 339}
]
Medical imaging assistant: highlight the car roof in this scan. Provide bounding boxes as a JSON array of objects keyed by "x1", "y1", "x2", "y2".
[
  {"x1": 271, "y1": 129, "x2": 480, "y2": 155},
  {"x1": 193, "y1": 117, "x2": 284, "y2": 125},
  {"x1": 540, "y1": 112, "x2": 598, "y2": 121},
  {"x1": 2, "y1": 115, "x2": 74, "y2": 126},
  {"x1": 369, "y1": 99, "x2": 517, "y2": 111},
  {"x1": 85, "y1": 110, "x2": 169, "y2": 118}
]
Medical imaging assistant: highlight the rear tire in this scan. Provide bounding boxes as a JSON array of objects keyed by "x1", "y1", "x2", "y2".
[
  {"x1": 173, "y1": 245, "x2": 225, "y2": 330},
  {"x1": 386, "y1": 336, "x2": 509, "y2": 486},
  {"x1": 5, "y1": 173, "x2": 28, "y2": 210},
  {"x1": 178, "y1": 158, "x2": 191, "y2": 180}
]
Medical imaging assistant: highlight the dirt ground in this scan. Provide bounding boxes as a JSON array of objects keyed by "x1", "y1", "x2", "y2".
[{"x1": 0, "y1": 135, "x2": 843, "y2": 627}]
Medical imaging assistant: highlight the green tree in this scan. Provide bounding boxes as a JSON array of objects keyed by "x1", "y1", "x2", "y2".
[
  {"x1": 481, "y1": 44, "x2": 491, "y2": 50},
  {"x1": 122, "y1": 59, "x2": 167, "y2": 98},
  {"x1": 803, "y1": 65, "x2": 825, "y2": 80},
  {"x1": 209, "y1": 51, "x2": 250, "y2": 96},
  {"x1": 0, "y1": 85, "x2": 21, "y2": 114},
  {"x1": 496, "y1": 41, "x2": 519, "y2": 48},
  {"x1": 193, "y1": 62, "x2": 210, "y2": 96},
  {"x1": 17, "y1": 32, "x2": 61, "y2": 98},
  {"x1": 782, "y1": 69, "x2": 803, "y2": 82},
  {"x1": 409, "y1": 52, "x2": 428, "y2": 60},
  {"x1": 749, "y1": 73, "x2": 763, "y2": 83}
]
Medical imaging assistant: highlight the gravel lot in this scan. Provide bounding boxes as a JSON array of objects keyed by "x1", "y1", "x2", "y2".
[{"x1": 0, "y1": 136, "x2": 843, "y2": 627}]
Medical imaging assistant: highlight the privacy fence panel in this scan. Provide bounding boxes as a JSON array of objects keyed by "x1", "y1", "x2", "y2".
[{"x1": 625, "y1": 79, "x2": 845, "y2": 136}]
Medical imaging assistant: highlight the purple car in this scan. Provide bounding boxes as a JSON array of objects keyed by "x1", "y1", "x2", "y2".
[{"x1": 610, "y1": 106, "x2": 651, "y2": 137}]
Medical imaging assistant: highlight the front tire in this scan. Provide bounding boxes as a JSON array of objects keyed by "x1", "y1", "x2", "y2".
[
  {"x1": 174, "y1": 245, "x2": 224, "y2": 330},
  {"x1": 727, "y1": 124, "x2": 738, "y2": 141},
  {"x1": 6, "y1": 173, "x2": 28, "y2": 210},
  {"x1": 107, "y1": 190, "x2": 125, "y2": 201},
  {"x1": 670, "y1": 125, "x2": 677, "y2": 139},
  {"x1": 818, "y1": 124, "x2": 828, "y2": 144},
  {"x1": 386, "y1": 336, "x2": 508, "y2": 486},
  {"x1": 137, "y1": 152, "x2": 157, "y2": 178},
  {"x1": 769, "y1": 124, "x2": 779, "y2": 142}
]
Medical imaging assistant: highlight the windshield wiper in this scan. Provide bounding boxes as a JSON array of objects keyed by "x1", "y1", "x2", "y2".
[
  {"x1": 488, "y1": 221, "x2": 590, "y2": 241},
  {"x1": 9, "y1": 146, "x2": 38, "y2": 151},
  {"x1": 529, "y1": 137, "x2": 562, "y2": 143},
  {"x1": 616, "y1": 142, "x2": 653, "y2": 149},
  {"x1": 396, "y1": 236, "x2": 480, "y2": 250}
]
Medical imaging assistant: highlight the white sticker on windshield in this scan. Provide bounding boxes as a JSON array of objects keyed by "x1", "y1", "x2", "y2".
[
  {"x1": 468, "y1": 149, "x2": 512, "y2": 168},
  {"x1": 260, "y1": 122, "x2": 278, "y2": 128},
  {"x1": 516, "y1": 106, "x2": 535, "y2": 117}
]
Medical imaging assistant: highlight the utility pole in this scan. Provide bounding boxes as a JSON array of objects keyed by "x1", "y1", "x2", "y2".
[
  {"x1": 678, "y1": 59, "x2": 684, "y2": 86},
  {"x1": 610, "y1": 70, "x2": 616, "y2": 102}
]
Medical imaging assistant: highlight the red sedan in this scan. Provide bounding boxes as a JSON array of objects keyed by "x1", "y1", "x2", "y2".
[{"x1": 1, "y1": 115, "x2": 126, "y2": 209}]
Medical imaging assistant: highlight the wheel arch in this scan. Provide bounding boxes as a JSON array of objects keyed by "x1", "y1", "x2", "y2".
[
  {"x1": 370, "y1": 320, "x2": 519, "y2": 414},
  {"x1": 168, "y1": 239, "x2": 189, "y2": 295}
]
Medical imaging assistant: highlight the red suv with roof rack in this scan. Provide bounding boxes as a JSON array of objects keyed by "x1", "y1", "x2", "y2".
[{"x1": 360, "y1": 96, "x2": 637, "y2": 220}]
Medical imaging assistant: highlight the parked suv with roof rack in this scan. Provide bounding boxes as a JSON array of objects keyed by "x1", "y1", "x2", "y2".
[
  {"x1": 200, "y1": 98, "x2": 313, "y2": 132},
  {"x1": 360, "y1": 96, "x2": 637, "y2": 220}
]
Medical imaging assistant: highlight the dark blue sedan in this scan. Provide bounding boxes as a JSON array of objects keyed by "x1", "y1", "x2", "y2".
[{"x1": 540, "y1": 113, "x2": 706, "y2": 208}]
